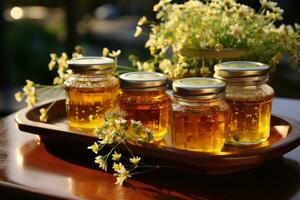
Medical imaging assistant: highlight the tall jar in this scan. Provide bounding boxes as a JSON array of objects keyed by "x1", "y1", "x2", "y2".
[
  {"x1": 214, "y1": 61, "x2": 274, "y2": 145},
  {"x1": 170, "y1": 78, "x2": 229, "y2": 152},
  {"x1": 64, "y1": 57, "x2": 119, "y2": 130},
  {"x1": 119, "y1": 72, "x2": 169, "y2": 142}
]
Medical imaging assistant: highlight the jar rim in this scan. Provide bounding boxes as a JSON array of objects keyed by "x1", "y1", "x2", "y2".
[
  {"x1": 172, "y1": 77, "x2": 225, "y2": 97},
  {"x1": 119, "y1": 72, "x2": 167, "y2": 90},
  {"x1": 214, "y1": 61, "x2": 269, "y2": 83},
  {"x1": 173, "y1": 92, "x2": 225, "y2": 102},
  {"x1": 67, "y1": 56, "x2": 115, "y2": 74}
]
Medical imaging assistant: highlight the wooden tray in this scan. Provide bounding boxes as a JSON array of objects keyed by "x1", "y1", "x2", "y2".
[{"x1": 15, "y1": 99, "x2": 300, "y2": 174}]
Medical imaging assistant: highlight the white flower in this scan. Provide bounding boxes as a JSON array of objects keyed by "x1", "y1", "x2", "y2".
[
  {"x1": 230, "y1": 24, "x2": 243, "y2": 38},
  {"x1": 131, "y1": 120, "x2": 142, "y2": 127},
  {"x1": 99, "y1": 132, "x2": 114, "y2": 144},
  {"x1": 88, "y1": 114, "x2": 94, "y2": 122},
  {"x1": 136, "y1": 62, "x2": 155, "y2": 72},
  {"x1": 113, "y1": 162, "x2": 131, "y2": 186},
  {"x1": 112, "y1": 151, "x2": 122, "y2": 161},
  {"x1": 159, "y1": 59, "x2": 173, "y2": 75},
  {"x1": 115, "y1": 172, "x2": 130, "y2": 186},
  {"x1": 143, "y1": 128, "x2": 153, "y2": 134},
  {"x1": 50, "y1": 53, "x2": 57, "y2": 60},
  {"x1": 185, "y1": 0, "x2": 203, "y2": 8},
  {"x1": 153, "y1": 0, "x2": 172, "y2": 12},
  {"x1": 53, "y1": 77, "x2": 63, "y2": 85},
  {"x1": 237, "y1": 5, "x2": 250, "y2": 17},
  {"x1": 88, "y1": 142, "x2": 99, "y2": 154},
  {"x1": 134, "y1": 26, "x2": 143, "y2": 37},
  {"x1": 15, "y1": 92, "x2": 24, "y2": 102},
  {"x1": 129, "y1": 156, "x2": 141, "y2": 166},
  {"x1": 95, "y1": 156, "x2": 107, "y2": 171},
  {"x1": 48, "y1": 60, "x2": 56, "y2": 71},
  {"x1": 115, "y1": 117, "x2": 127, "y2": 125},
  {"x1": 102, "y1": 47, "x2": 110, "y2": 57},
  {"x1": 39, "y1": 108, "x2": 48, "y2": 122},
  {"x1": 109, "y1": 50, "x2": 121, "y2": 57},
  {"x1": 137, "y1": 16, "x2": 147, "y2": 26},
  {"x1": 260, "y1": 0, "x2": 277, "y2": 10},
  {"x1": 22, "y1": 80, "x2": 37, "y2": 107},
  {"x1": 25, "y1": 80, "x2": 34, "y2": 88},
  {"x1": 200, "y1": 67, "x2": 211, "y2": 77}
]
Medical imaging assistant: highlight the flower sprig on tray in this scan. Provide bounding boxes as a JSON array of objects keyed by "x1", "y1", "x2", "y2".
[{"x1": 88, "y1": 110, "x2": 159, "y2": 186}]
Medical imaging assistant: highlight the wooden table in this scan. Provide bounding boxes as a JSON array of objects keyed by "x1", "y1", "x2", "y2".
[{"x1": 1, "y1": 97, "x2": 300, "y2": 200}]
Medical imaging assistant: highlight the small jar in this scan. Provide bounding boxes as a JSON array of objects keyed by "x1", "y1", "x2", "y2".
[
  {"x1": 119, "y1": 72, "x2": 169, "y2": 141},
  {"x1": 214, "y1": 61, "x2": 274, "y2": 145},
  {"x1": 170, "y1": 78, "x2": 229, "y2": 152},
  {"x1": 64, "y1": 57, "x2": 119, "y2": 130}
]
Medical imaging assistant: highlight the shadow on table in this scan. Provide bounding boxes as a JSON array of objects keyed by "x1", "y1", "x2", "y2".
[
  {"x1": 130, "y1": 157, "x2": 300, "y2": 200},
  {"x1": 18, "y1": 140, "x2": 300, "y2": 200}
]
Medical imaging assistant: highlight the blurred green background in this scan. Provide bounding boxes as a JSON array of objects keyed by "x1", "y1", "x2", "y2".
[{"x1": 0, "y1": 0, "x2": 299, "y2": 116}]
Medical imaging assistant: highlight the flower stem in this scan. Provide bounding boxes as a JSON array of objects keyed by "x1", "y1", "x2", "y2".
[
  {"x1": 130, "y1": 166, "x2": 160, "y2": 176},
  {"x1": 105, "y1": 142, "x2": 121, "y2": 162},
  {"x1": 46, "y1": 101, "x2": 56, "y2": 112},
  {"x1": 123, "y1": 142, "x2": 135, "y2": 157}
]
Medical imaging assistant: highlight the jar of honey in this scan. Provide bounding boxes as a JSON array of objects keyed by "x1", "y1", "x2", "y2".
[
  {"x1": 65, "y1": 57, "x2": 119, "y2": 130},
  {"x1": 119, "y1": 72, "x2": 169, "y2": 141},
  {"x1": 214, "y1": 61, "x2": 274, "y2": 145},
  {"x1": 170, "y1": 78, "x2": 228, "y2": 152}
]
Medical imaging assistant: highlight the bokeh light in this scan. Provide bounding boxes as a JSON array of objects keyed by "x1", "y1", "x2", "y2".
[{"x1": 10, "y1": 7, "x2": 24, "y2": 20}]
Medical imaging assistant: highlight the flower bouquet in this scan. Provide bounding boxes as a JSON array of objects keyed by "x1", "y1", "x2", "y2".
[{"x1": 133, "y1": 0, "x2": 300, "y2": 79}]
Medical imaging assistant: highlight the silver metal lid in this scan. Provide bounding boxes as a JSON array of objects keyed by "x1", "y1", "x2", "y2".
[
  {"x1": 214, "y1": 61, "x2": 269, "y2": 83},
  {"x1": 119, "y1": 72, "x2": 167, "y2": 91},
  {"x1": 172, "y1": 78, "x2": 225, "y2": 97},
  {"x1": 67, "y1": 56, "x2": 115, "y2": 74}
]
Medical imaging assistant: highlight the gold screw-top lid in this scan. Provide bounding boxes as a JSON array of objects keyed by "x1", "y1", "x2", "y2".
[
  {"x1": 172, "y1": 78, "x2": 225, "y2": 98},
  {"x1": 214, "y1": 61, "x2": 269, "y2": 83},
  {"x1": 119, "y1": 72, "x2": 167, "y2": 91},
  {"x1": 67, "y1": 56, "x2": 115, "y2": 74}
]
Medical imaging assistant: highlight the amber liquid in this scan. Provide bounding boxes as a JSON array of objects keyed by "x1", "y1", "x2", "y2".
[
  {"x1": 170, "y1": 103, "x2": 226, "y2": 152},
  {"x1": 119, "y1": 91, "x2": 169, "y2": 141},
  {"x1": 65, "y1": 84, "x2": 119, "y2": 130},
  {"x1": 225, "y1": 96, "x2": 273, "y2": 145}
]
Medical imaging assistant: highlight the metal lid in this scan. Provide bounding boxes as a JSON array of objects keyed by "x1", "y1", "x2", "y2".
[
  {"x1": 172, "y1": 78, "x2": 225, "y2": 97},
  {"x1": 214, "y1": 61, "x2": 269, "y2": 83},
  {"x1": 119, "y1": 72, "x2": 167, "y2": 91},
  {"x1": 67, "y1": 56, "x2": 115, "y2": 74}
]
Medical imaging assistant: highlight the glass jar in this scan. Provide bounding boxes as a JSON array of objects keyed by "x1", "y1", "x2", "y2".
[
  {"x1": 64, "y1": 57, "x2": 119, "y2": 130},
  {"x1": 214, "y1": 61, "x2": 274, "y2": 145},
  {"x1": 170, "y1": 78, "x2": 229, "y2": 152},
  {"x1": 119, "y1": 72, "x2": 169, "y2": 141}
]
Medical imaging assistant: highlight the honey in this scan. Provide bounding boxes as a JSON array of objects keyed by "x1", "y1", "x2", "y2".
[
  {"x1": 171, "y1": 101, "x2": 228, "y2": 152},
  {"x1": 214, "y1": 61, "x2": 274, "y2": 145},
  {"x1": 65, "y1": 82, "x2": 119, "y2": 130},
  {"x1": 65, "y1": 57, "x2": 119, "y2": 131},
  {"x1": 119, "y1": 90, "x2": 169, "y2": 140},
  {"x1": 224, "y1": 87, "x2": 273, "y2": 145},
  {"x1": 170, "y1": 78, "x2": 228, "y2": 152},
  {"x1": 119, "y1": 72, "x2": 169, "y2": 141}
]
